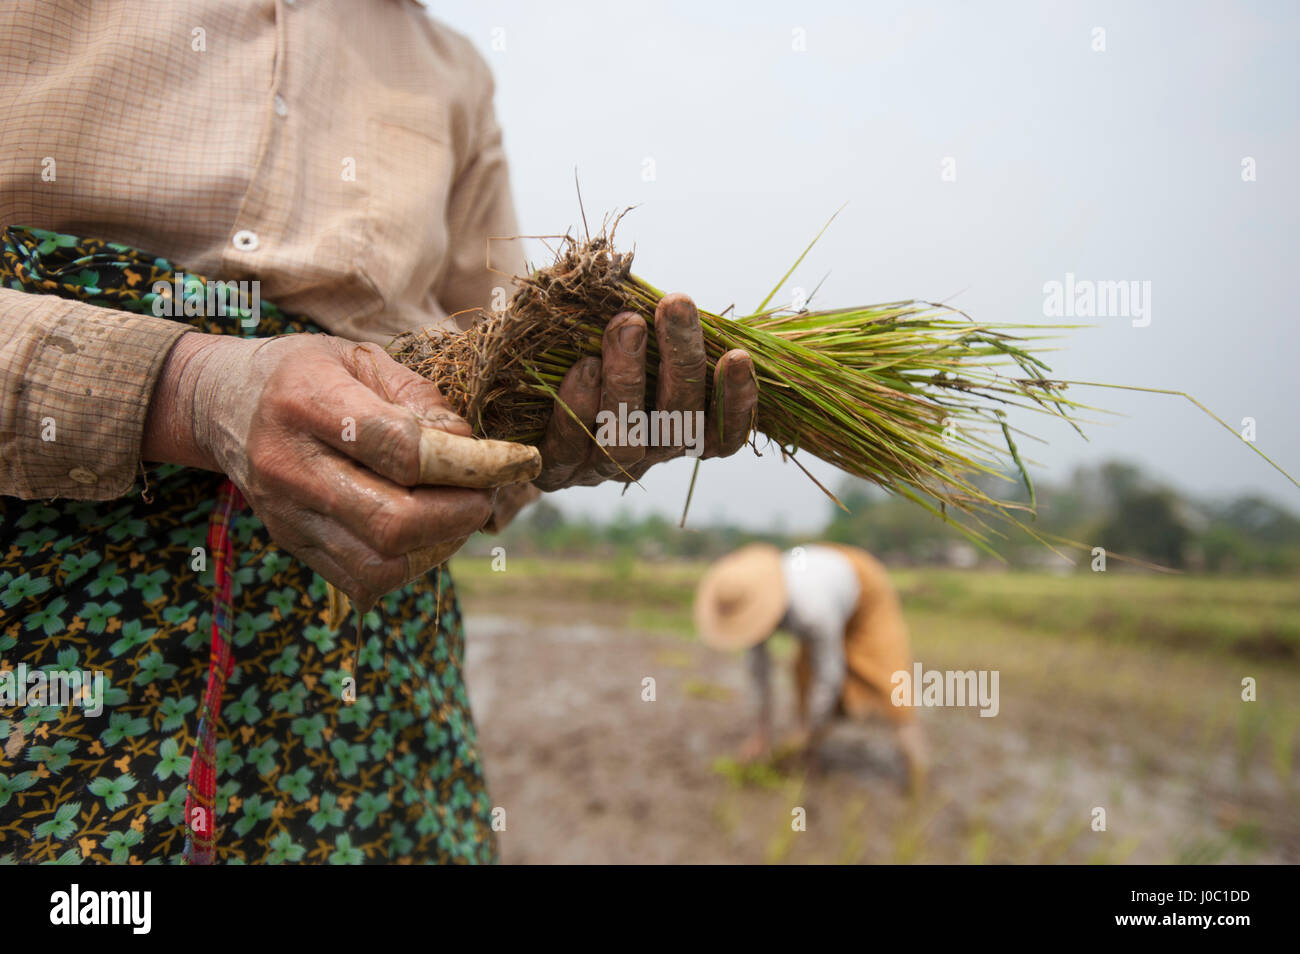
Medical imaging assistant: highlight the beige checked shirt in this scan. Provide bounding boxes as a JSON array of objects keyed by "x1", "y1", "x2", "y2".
[{"x1": 0, "y1": 0, "x2": 523, "y2": 500}]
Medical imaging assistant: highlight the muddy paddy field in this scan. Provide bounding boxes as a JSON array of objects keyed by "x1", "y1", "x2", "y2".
[{"x1": 453, "y1": 559, "x2": 1299, "y2": 864}]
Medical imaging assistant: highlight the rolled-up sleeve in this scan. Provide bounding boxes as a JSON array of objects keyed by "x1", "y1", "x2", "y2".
[{"x1": 0, "y1": 287, "x2": 189, "y2": 500}]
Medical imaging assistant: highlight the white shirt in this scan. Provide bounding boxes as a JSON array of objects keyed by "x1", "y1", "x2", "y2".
[{"x1": 748, "y1": 546, "x2": 861, "y2": 730}]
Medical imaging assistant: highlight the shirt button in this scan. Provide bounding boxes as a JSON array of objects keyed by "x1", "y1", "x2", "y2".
[
  {"x1": 274, "y1": 94, "x2": 288, "y2": 118},
  {"x1": 68, "y1": 466, "x2": 98, "y2": 485},
  {"x1": 232, "y1": 229, "x2": 260, "y2": 252}
]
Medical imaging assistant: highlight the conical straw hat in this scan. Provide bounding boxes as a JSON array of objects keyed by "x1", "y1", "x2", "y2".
[{"x1": 693, "y1": 543, "x2": 787, "y2": 651}]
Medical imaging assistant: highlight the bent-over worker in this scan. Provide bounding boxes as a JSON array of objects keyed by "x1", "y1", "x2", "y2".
[{"x1": 694, "y1": 542, "x2": 927, "y2": 791}]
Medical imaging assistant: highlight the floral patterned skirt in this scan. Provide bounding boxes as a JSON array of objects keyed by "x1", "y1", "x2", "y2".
[{"x1": 0, "y1": 227, "x2": 496, "y2": 863}]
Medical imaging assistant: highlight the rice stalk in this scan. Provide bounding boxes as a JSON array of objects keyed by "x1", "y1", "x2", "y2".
[{"x1": 387, "y1": 219, "x2": 1091, "y2": 551}]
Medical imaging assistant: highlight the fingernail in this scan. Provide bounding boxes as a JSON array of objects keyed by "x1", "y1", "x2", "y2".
[
  {"x1": 581, "y1": 358, "x2": 600, "y2": 384},
  {"x1": 665, "y1": 294, "x2": 695, "y2": 325},
  {"x1": 727, "y1": 352, "x2": 751, "y2": 381},
  {"x1": 619, "y1": 322, "x2": 646, "y2": 354}
]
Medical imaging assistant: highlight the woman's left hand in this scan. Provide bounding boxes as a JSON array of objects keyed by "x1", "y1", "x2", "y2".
[{"x1": 531, "y1": 293, "x2": 757, "y2": 490}]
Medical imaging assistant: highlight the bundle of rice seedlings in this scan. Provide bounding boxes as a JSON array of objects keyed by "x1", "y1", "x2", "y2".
[{"x1": 388, "y1": 217, "x2": 1084, "y2": 548}]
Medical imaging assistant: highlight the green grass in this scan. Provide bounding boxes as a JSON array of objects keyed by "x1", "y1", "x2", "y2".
[
  {"x1": 892, "y1": 569, "x2": 1300, "y2": 659},
  {"x1": 453, "y1": 556, "x2": 701, "y2": 608},
  {"x1": 711, "y1": 756, "x2": 787, "y2": 790},
  {"x1": 455, "y1": 556, "x2": 1300, "y2": 660},
  {"x1": 684, "y1": 679, "x2": 733, "y2": 702}
]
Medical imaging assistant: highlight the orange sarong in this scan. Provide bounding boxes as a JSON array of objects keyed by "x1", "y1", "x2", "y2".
[{"x1": 794, "y1": 544, "x2": 915, "y2": 725}]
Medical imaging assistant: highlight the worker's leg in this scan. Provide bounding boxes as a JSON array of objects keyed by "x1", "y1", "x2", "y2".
[
  {"x1": 802, "y1": 715, "x2": 838, "y2": 774},
  {"x1": 896, "y1": 719, "x2": 928, "y2": 794},
  {"x1": 793, "y1": 643, "x2": 813, "y2": 733}
]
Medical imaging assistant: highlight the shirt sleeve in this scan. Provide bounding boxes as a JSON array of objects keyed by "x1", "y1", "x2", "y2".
[
  {"x1": 435, "y1": 42, "x2": 526, "y2": 326},
  {"x1": 0, "y1": 287, "x2": 190, "y2": 500},
  {"x1": 432, "y1": 41, "x2": 542, "y2": 535}
]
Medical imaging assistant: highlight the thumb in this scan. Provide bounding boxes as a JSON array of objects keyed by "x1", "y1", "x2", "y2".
[
  {"x1": 418, "y1": 427, "x2": 542, "y2": 488},
  {"x1": 341, "y1": 340, "x2": 541, "y2": 487},
  {"x1": 345, "y1": 341, "x2": 470, "y2": 436}
]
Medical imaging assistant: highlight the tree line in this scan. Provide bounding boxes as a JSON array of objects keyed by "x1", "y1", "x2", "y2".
[{"x1": 471, "y1": 460, "x2": 1300, "y2": 573}]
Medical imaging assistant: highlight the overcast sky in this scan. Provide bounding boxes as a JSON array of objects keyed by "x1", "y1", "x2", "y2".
[{"x1": 432, "y1": 0, "x2": 1300, "y2": 531}]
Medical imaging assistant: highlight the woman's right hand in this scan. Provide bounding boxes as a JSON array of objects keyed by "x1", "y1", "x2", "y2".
[{"x1": 143, "y1": 331, "x2": 540, "y2": 609}]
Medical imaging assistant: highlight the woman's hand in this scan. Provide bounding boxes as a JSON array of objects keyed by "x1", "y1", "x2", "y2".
[
  {"x1": 532, "y1": 293, "x2": 758, "y2": 490},
  {"x1": 143, "y1": 332, "x2": 539, "y2": 609}
]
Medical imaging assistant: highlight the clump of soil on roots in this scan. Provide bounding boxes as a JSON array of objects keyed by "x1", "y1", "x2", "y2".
[{"x1": 389, "y1": 234, "x2": 655, "y2": 446}]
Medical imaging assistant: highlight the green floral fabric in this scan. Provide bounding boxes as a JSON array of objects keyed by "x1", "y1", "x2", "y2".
[{"x1": 0, "y1": 227, "x2": 497, "y2": 863}]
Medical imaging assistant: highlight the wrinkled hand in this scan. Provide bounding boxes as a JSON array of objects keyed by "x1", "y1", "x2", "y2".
[
  {"x1": 143, "y1": 332, "x2": 539, "y2": 609},
  {"x1": 533, "y1": 293, "x2": 757, "y2": 491}
]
